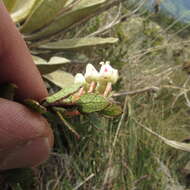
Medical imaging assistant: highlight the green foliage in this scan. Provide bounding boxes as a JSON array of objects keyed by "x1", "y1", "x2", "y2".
[
  {"x1": 101, "y1": 103, "x2": 123, "y2": 117},
  {"x1": 44, "y1": 83, "x2": 82, "y2": 103},
  {"x1": 3, "y1": 0, "x2": 190, "y2": 189},
  {"x1": 11, "y1": 0, "x2": 38, "y2": 23},
  {"x1": 76, "y1": 93, "x2": 109, "y2": 113},
  {"x1": 20, "y1": 0, "x2": 68, "y2": 33},
  {"x1": 33, "y1": 56, "x2": 70, "y2": 74},
  {"x1": 24, "y1": 0, "x2": 107, "y2": 40},
  {"x1": 4, "y1": 0, "x2": 119, "y2": 87},
  {"x1": 38, "y1": 37, "x2": 118, "y2": 50},
  {"x1": 3, "y1": 0, "x2": 15, "y2": 11},
  {"x1": 43, "y1": 70, "x2": 75, "y2": 88}
]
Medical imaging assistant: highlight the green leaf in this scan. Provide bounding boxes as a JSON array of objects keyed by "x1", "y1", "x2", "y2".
[
  {"x1": 101, "y1": 103, "x2": 122, "y2": 117},
  {"x1": 76, "y1": 93, "x2": 109, "y2": 113},
  {"x1": 39, "y1": 37, "x2": 118, "y2": 50},
  {"x1": 43, "y1": 70, "x2": 75, "y2": 88},
  {"x1": 11, "y1": 0, "x2": 38, "y2": 23},
  {"x1": 24, "y1": 99, "x2": 47, "y2": 114},
  {"x1": 44, "y1": 83, "x2": 82, "y2": 104},
  {"x1": 20, "y1": 0, "x2": 69, "y2": 33},
  {"x1": 33, "y1": 56, "x2": 70, "y2": 74},
  {"x1": 3, "y1": 0, "x2": 17, "y2": 12},
  {"x1": 25, "y1": 0, "x2": 106, "y2": 40}
]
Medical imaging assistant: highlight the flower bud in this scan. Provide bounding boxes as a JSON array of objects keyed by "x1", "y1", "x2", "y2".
[
  {"x1": 74, "y1": 73, "x2": 86, "y2": 85},
  {"x1": 84, "y1": 63, "x2": 99, "y2": 83}
]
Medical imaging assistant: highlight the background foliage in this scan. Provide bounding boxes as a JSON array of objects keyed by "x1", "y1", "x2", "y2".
[{"x1": 2, "y1": 0, "x2": 190, "y2": 189}]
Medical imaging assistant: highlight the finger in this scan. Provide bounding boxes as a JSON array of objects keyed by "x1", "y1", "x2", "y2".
[
  {"x1": 0, "y1": 98, "x2": 53, "y2": 170},
  {"x1": 0, "y1": 2, "x2": 47, "y2": 101}
]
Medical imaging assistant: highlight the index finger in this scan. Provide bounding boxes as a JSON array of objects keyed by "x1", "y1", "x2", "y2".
[{"x1": 0, "y1": 2, "x2": 47, "y2": 101}]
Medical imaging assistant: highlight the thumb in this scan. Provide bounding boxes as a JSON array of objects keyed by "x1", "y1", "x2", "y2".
[{"x1": 0, "y1": 98, "x2": 53, "y2": 170}]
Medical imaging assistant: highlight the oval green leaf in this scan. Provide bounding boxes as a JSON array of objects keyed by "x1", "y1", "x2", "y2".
[
  {"x1": 101, "y1": 103, "x2": 122, "y2": 117},
  {"x1": 76, "y1": 93, "x2": 109, "y2": 113},
  {"x1": 44, "y1": 83, "x2": 82, "y2": 104}
]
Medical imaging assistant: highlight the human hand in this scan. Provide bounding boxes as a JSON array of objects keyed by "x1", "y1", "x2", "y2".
[{"x1": 0, "y1": 2, "x2": 53, "y2": 170}]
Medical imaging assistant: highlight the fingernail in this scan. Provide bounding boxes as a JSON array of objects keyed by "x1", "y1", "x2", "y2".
[{"x1": 0, "y1": 137, "x2": 51, "y2": 170}]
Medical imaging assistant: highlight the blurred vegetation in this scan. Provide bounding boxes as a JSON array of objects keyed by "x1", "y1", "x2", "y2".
[{"x1": 2, "y1": 0, "x2": 190, "y2": 189}]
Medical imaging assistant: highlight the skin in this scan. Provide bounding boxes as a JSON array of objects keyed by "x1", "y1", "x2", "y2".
[{"x1": 0, "y1": 2, "x2": 54, "y2": 170}]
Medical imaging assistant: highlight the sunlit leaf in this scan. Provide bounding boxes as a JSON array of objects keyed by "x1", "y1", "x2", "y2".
[
  {"x1": 20, "y1": 0, "x2": 69, "y2": 33},
  {"x1": 11, "y1": 0, "x2": 38, "y2": 23},
  {"x1": 3, "y1": 0, "x2": 17, "y2": 12},
  {"x1": 32, "y1": 55, "x2": 47, "y2": 64},
  {"x1": 33, "y1": 55, "x2": 70, "y2": 74},
  {"x1": 49, "y1": 56, "x2": 71, "y2": 64},
  {"x1": 64, "y1": 0, "x2": 76, "y2": 7},
  {"x1": 76, "y1": 93, "x2": 109, "y2": 113},
  {"x1": 44, "y1": 83, "x2": 82, "y2": 104},
  {"x1": 25, "y1": 0, "x2": 106, "y2": 40},
  {"x1": 43, "y1": 70, "x2": 75, "y2": 88},
  {"x1": 39, "y1": 37, "x2": 118, "y2": 50}
]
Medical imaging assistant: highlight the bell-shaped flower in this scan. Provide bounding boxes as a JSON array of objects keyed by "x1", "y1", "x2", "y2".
[
  {"x1": 74, "y1": 73, "x2": 87, "y2": 97},
  {"x1": 84, "y1": 63, "x2": 99, "y2": 83},
  {"x1": 74, "y1": 73, "x2": 86, "y2": 85},
  {"x1": 99, "y1": 61, "x2": 119, "y2": 84}
]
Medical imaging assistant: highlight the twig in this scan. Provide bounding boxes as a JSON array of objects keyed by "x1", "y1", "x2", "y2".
[
  {"x1": 112, "y1": 86, "x2": 159, "y2": 97},
  {"x1": 73, "y1": 173, "x2": 95, "y2": 190},
  {"x1": 112, "y1": 96, "x2": 128, "y2": 147},
  {"x1": 56, "y1": 111, "x2": 80, "y2": 139},
  {"x1": 87, "y1": 3, "x2": 122, "y2": 37},
  {"x1": 171, "y1": 77, "x2": 190, "y2": 107},
  {"x1": 87, "y1": 0, "x2": 147, "y2": 37}
]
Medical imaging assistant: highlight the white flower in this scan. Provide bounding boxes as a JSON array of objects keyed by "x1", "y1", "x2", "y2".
[
  {"x1": 84, "y1": 63, "x2": 99, "y2": 83},
  {"x1": 74, "y1": 73, "x2": 86, "y2": 85},
  {"x1": 99, "y1": 61, "x2": 119, "y2": 84}
]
